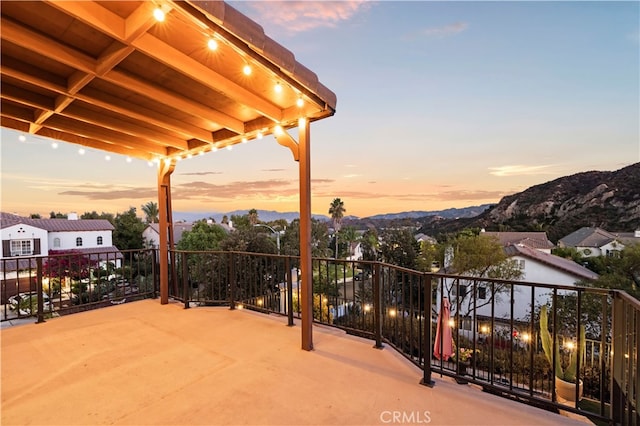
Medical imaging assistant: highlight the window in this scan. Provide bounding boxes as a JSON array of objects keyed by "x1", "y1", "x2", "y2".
[
  {"x1": 518, "y1": 260, "x2": 525, "y2": 269},
  {"x1": 453, "y1": 284, "x2": 467, "y2": 298},
  {"x1": 10, "y1": 240, "x2": 32, "y2": 256},
  {"x1": 477, "y1": 287, "x2": 487, "y2": 300},
  {"x1": 97, "y1": 236, "x2": 103, "y2": 245},
  {"x1": 53, "y1": 237, "x2": 61, "y2": 248},
  {"x1": 76, "y1": 237, "x2": 83, "y2": 247}
]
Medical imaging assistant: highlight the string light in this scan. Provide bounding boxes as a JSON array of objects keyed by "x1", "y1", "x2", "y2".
[
  {"x1": 274, "y1": 82, "x2": 282, "y2": 93},
  {"x1": 199, "y1": 151, "x2": 205, "y2": 156},
  {"x1": 18, "y1": 135, "x2": 26, "y2": 142},
  {"x1": 126, "y1": 157, "x2": 132, "y2": 163},
  {"x1": 257, "y1": 131, "x2": 263, "y2": 139},
  {"x1": 242, "y1": 137, "x2": 248, "y2": 144},
  {"x1": 297, "y1": 97, "x2": 304, "y2": 108},
  {"x1": 153, "y1": 7, "x2": 165, "y2": 22},
  {"x1": 243, "y1": 64, "x2": 252, "y2": 75},
  {"x1": 274, "y1": 125, "x2": 283, "y2": 136},
  {"x1": 207, "y1": 37, "x2": 218, "y2": 51},
  {"x1": 51, "y1": 142, "x2": 58, "y2": 149},
  {"x1": 105, "y1": 155, "x2": 111, "y2": 161},
  {"x1": 78, "y1": 148, "x2": 85, "y2": 155},
  {"x1": 226, "y1": 145, "x2": 232, "y2": 151}
]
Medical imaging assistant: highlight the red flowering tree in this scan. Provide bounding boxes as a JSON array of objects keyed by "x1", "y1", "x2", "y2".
[{"x1": 44, "y1": 250, "x2": 95, "y2": 280}]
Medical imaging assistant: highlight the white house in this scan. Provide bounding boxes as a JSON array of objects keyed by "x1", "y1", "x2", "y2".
[
  {"x1": 1, "y1": 212, "x2": 120, "y2": 299},
  {"x1": 558, "y1": 227, "x2": 625, "y2": 258},
  {"x1": 440, "y1": 242, "x2": 599, "y2": 340}
]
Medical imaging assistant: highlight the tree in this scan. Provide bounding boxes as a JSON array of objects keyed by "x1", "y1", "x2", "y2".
[
  {"x1": 280, "y1": 219, "x2": 330, "y2": 257},
  {"x1": 247, "y1": 208, "x2": 259, "y2": 226},
  {"x1": 379, "y1": 228, "x2": 420, "y2": 269},
  {"x1": 30, "y1": 213, "x2": 41, "y2": 219},
  {"x1": 439, "y1": 232, "x2": 523, "y2": 317},
  {"x1": 81, "y1": 211, "x2": 114, "y2": 223},
  {"x1": 328, "y1": 198, "x2": 346, "y2": 258},
  {"x1": 49, "y1": 211, "x2": 67, "y2": 219},
  {"x1": 141, "y1": 201, "x2": 159, "y2": 224},
  {"x1": 339, "y1": 226, "x2": 359, "y2": 259},
  {"x1": 177, "y1": 220, "x2": 227, "y2": 251},
  {"x1": 113, "y1": 208, "x2": 145, "y2": 251},
  {"x1": 360, "y1": 228, "x2": 380, "y2": 262},
  {"x1": 585, "y1": 243, "x2": 640, "y2": 299}
]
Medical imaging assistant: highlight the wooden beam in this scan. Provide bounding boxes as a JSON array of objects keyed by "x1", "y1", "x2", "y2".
[
  {"x1": 298, "y1": 117, "x2": 313, "y2": 351},
  {"x1": 102, "y1": 69, "x2": 245, "y2": 135},
  {"x1": 132, "y1": 32, "x2": 283, "y2": 123}
]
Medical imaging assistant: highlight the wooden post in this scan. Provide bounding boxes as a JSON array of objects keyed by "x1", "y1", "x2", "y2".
[
  {"x1": 158, "y1": 159, "x2": 175, "y2": 305},
  {"x1": 298, "y1": 118, "x2": 313, "y2": 351}
]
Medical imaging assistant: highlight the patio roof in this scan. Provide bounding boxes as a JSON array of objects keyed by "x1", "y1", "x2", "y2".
[
  {"x1": 0, "y1": 0, "x2": 336, "y2": 160},
  {"x1": 0, "y1": 300, "x2": 587, "y2": 425},
  {"x1": 0, "y1": 1, "x2": 334, "y2": 350}
]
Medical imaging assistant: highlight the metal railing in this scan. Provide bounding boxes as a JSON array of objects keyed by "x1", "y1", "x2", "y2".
[
  {"x1": 1, "y1": 248, "x2": 157, "y2": 322},
  {"x1": 3, "y1": 248, "x2": 637, "y2": 425}
]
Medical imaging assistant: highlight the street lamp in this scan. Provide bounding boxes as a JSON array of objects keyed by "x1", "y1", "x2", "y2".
[{"x1": 254, "y1": 224, "x2": 281, "y2": 254}]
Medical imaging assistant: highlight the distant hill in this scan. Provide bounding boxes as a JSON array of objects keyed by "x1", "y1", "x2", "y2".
[
  {"x1": 417, "y1": 163, "x2": 640, "y2": 242},
  {"x1": 366, "y1": 205, "x2": 492, "y2": 221},
  {"x1": 173, "y1": 210, "x2": 330, "y2": 223}
]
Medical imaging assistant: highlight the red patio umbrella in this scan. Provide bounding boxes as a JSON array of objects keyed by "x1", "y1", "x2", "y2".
[{"x1": 433, "y1": 297, "x2": 453, "y2": 360}]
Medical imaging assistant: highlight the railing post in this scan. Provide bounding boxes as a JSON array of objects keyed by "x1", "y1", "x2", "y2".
[
  {"x1": 373, "y1": 262, "x2": 383, "y2": 349},
  {"x1": 421, "y1": 272, "x2": 434, "y2": 387},
  {"x1": 286, "y1": 256, "x2": 294, "y2": 326},
  {"x1": 36, "y1": 257, "x2": 44, "y2": 324},
  {"x1": 229, "y1": 252, "x2": 236, "y2": 310},
  {"x1": 182, "y1": 252, "x2": 189, "y2": 309},
  {"x1": 612, "y1": 294, "x2": 625, "y2": 425}
]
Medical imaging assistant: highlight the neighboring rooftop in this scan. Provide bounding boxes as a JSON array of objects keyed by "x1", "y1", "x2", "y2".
[
  {"x1": 0, "y1": 212, "x2": 114, "y2": 232},
  {"x1": 505, "y1": 244, "x2": 599, "y2": 281},
  {"x1": 481, "y1": 230, "x2": 555, "y2": 251},
  {"x1": 558, "y1": 227, "x2": 618, "y2": 248},
  {"x1": 0, "y1": 299, "x2": 587, "y2": 425}
]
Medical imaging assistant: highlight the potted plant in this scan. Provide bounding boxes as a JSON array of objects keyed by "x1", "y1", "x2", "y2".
[{"x1": 539, "y1": 305, "x2": 585, "y2": 402}]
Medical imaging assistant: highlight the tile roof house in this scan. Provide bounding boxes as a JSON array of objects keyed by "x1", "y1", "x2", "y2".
[
  {"x1": 558, "y1": 227, "x2": 625, "y2": 257},
  {"x1": 481, "y1": 230, "x2": 555, "y2": 253},
  {"x1": 1, "y1": 212, "x2": 120, "y2": 270}
]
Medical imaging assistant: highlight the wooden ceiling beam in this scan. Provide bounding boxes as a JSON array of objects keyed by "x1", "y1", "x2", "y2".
[
  {"x1": 2, "y1": 63, "x2": 216, "y2": 144},
  {"x1": 61, "y1": 103, "x2": 190, "y2": 150},
  {"x1": 132, "y1": 32, "x2": 283, "y2": 122},
  {"x1": 42, "y1": 114, "x2": 168, "y2": 154},
  {"x1": 102, "y1": 69, "x2": 245, "y2": 134}
]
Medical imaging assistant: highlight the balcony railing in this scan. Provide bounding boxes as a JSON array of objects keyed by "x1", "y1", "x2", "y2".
[{"x1": 2, "y1": 249, "x2": 637, "y2": 425}]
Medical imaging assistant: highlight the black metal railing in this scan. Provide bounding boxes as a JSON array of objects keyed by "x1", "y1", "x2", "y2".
[
  {"x1": 1, "y1": 248, "x2": 157, "y2": 322},
  {"x1": 3, "y1": 248, "x2": 637, "y2": 425}
]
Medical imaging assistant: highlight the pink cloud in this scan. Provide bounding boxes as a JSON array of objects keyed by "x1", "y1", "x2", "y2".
[{"x1": 247, "y1": 1, "x2": 372, "y2": 33}]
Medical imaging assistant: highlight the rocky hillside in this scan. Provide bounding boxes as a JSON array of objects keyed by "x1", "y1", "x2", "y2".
[{"x1": 419, "y1": 163, "x2": 640, "y2": 243}]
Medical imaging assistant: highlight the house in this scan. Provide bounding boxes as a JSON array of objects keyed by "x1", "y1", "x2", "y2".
[
  {"x1": 414, "y1": 233, "x2": 437, "y2": 245},
  {"x1": 143, "y1": 220, "x2": 233, "y2": 248},
  {"x1": 558, "y1": 227, "x2": 625, "y2": 257},
  {"x1": 0, "y1": 212, "x2": 120, "y2": 299},
  {"x1": 346, "y1": 242, "x2": 363, "y2": 261},
  {"x1": 441, "y1": 241, "x2": 599, "y2": 340},
  {"x1": 480, "y1": 230, "x2": 555, "y2": 253}
]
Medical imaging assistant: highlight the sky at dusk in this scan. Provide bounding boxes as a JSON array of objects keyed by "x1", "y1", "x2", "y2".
[{"x1": 1, "y1": 1, "x2": 639, "y2": 219}]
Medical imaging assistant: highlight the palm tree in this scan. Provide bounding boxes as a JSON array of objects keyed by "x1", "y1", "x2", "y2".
[
  {"x1": 328, "y1": 198, "x2": 346, "y2": 258},
  {"x1": 141, "y1": 201, "x2": 159, "y2": 224},
  {"x1": 248, "y1": 208, "x2": 259, "y2": 226},
  {"x1": 340, "y1": 226, "x2": 359, "y2": 259}
]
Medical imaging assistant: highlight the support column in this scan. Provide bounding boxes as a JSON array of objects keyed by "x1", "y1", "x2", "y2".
[
  {"x1": 298, "y1": 118, "x2": 313, "y2": 351},
  {"x1": 158, "y1": 159, "x2": 175, "y2": 305}
]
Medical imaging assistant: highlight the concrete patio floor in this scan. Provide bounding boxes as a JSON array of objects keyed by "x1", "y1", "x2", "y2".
[{"x1": 1, "y1": 299, "x2": 590, "y2": 425}]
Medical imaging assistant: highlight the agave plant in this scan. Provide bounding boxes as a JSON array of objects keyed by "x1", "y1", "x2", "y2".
[{"x1": 540, "y1": 305, "x2": 586, "y2": 383}]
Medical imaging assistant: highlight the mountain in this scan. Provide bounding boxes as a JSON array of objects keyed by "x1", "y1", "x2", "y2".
[
  {"x1": 173, "y1": 210, "x2": 329, "y2": 223},
  {"x1": 366, "y1": 205, "x2": 492, "y2": 221},
  {"x1": 417, "y1": 163, "x2": 640, "y2": 242}
]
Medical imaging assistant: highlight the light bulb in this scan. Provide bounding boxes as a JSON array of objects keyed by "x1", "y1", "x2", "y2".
[
  {"x1": 274, "y1": 82, "x2": 282, "y2": 93},
  {"x1": 18, "y1": 135, "x2": 26, "y2": 142},
  {"x1": 257, "y1": 132, "x2": 263, "y2": 139},
  {"x1": 296, "y1": 97, "x2": 304, "y2": 108},
  {"x1": 126, "y1": 157, "x2": 132, "y2": 163},
  {"x1": 51, "y1": 142, "x2": 58, "y2": 149},
  {"x1": 105, "y1": 155, "x2": 111, "y2": 161},
  {"x1": 78, "y1": 148, "x2": 85, "y2": 155},
  {"x1": 242, "y1": 137, "x2": 248, "y2": 144},
  {"x1": 153, "y1": 7, "x2": 165, "y2": 22},
  {"x1": 207, "y1": 38, "x2": 218, "y2": 51},
  {"x1": 243, "y1": 64, "x2": 251, "y2": 75}
]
